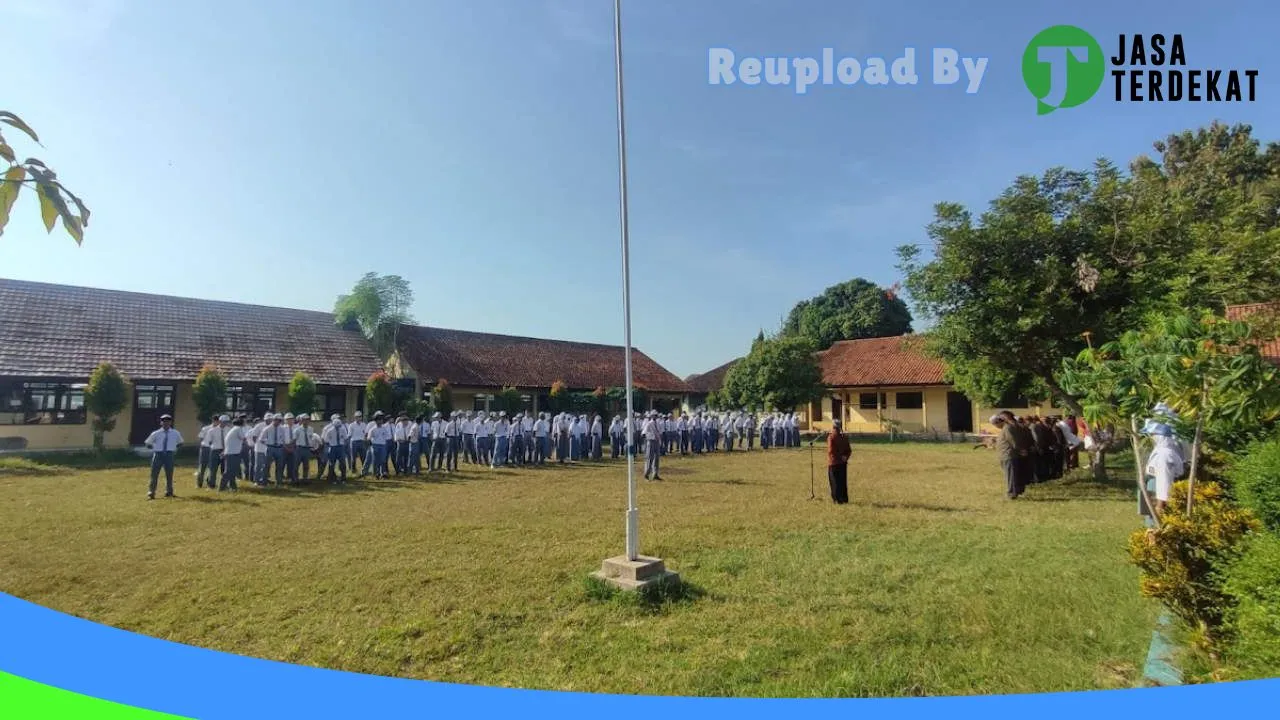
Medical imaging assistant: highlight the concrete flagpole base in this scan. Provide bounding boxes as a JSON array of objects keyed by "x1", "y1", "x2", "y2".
[{"x1": 592, "y1": 555, "x2": 679, "y2": 591}]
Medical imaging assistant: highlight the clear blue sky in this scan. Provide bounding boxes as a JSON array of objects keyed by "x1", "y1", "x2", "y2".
[{"x1": 2, "y1": 0, "x2": 1275, "y2": 378}]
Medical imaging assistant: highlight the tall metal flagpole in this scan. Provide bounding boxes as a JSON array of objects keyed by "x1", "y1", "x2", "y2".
[{"x1": 613, "y1": 0, "x2": 639, "y2": 562}]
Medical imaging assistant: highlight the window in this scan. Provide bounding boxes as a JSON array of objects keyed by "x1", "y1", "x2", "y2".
[
  {"x1": 226, "y1": 386, "x2": 253, "y2": 413},
  {"x1": 473, "y1": 394, "x2": 491, "y2": 412},
  {"x1": 0, "y1": 381, "x2": 87, "y2": 425},
  {"x1": 895, "y1": 392, "x2": 924, "y2": 410},
  {"x1": 996, "y1": 391, "x2": 1030, "y2": 409},
  {"x1": 135, "y1": 384, "x2": 176, "y2": 410},
  {"x1": 315, "y1": 386, "x2": 346, "y2": 417},
  {"x1": 255, "y1": 387, "x2": 276, "y2": 413},
  {"x1": 858, "y1": 393, "x2": 887, "y2": 410}
]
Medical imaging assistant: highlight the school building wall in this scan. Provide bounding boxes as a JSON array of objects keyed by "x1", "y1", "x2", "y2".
[
  {"x1": 807, "y1": 385, "x2": 1066, "y2": 435},
  {"x1": 1, "y1": 380, "x2": 362, "y2": 452}
]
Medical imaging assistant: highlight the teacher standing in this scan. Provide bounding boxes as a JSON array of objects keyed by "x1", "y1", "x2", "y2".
[{"x1": 827, "y1": 420, "x2": 852, "y2": 504}]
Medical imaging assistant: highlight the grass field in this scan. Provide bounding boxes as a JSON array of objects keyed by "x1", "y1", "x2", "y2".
[{"x1": 0, "y1": 443, "x2": 1155, "y2": 697}]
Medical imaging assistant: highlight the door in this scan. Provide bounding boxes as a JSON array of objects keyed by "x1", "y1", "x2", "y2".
[
  {"x1": 130, "y1": 384, "x2": 177, "y2": 445},
  {"x1": 830, "y1": 397, "x2": 843, "y2": 426},
  {"x1": 946, "y1": 391, "x2": 973, "y2": 433}
]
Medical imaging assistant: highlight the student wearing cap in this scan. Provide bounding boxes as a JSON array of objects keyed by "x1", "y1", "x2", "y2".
[
  {"x1": 641, "y1": 412, "x2": 663, "y2": 480},
  {"x1": 196, "y1": 415, "x2": 226, "y2": 489},
  {"x1": 259, "y1": 414, "x2": 287, "y2": 486},
  {"x1": 760, "y1": 413, "x2": 772, "y2": 450},
  {"x1": 294, "y1": 414, "x2": 318, "y2": 484},
  {"x1": 252, "y1": 415, "x2": 270, "y2": 486},
  {"x1": 445, "y1": 412, "x2": 460, "y2": 472},
  {"x1": 322, "y1": 413, "x2": 350, "y2": 484},
  {"x1": 144, "y1": 414, "x2": 183, "y2": 499},
  {"x1": 473, "y1": 412, "x2": 490, "y2": 466},
  {"x1": 533, "y1": 413, "x2": 549, "y2": 464},
  {"x1": 245, "y1": 415, "x2": 263, "y2": 483},
  {"x1": 280, "y1": 413, "x2": 298, "y2": 485},
  {"x1": 826, "y1": 420, "x2": 852, "y2": 504},
  {"x1": 221, "y1": 417, "x2": 245, "y2": 492},
  {"x1": 405, "y1": 415, "x2": 421, "y2": 474},
  {"x1": 426, "y1": 412, "x2": 444, "y2": 472},
  {"x1": 993, "y1": 412, "x2": 1034, "y2": 500},
  {"x1": 368, "y1": 411, "x2": 393, "y2": 478},
  {"x1": 492, "y1": 412, "x2": 511, "y2": 467},
  {"x1": 347, "y1": 411, "x2": 367, "y2": 477},
  {"x1": 509, "y1": 414, "x2": 526, "y2": 467}
]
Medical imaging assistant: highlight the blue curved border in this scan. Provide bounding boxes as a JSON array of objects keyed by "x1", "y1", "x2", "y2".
[{"x1": 0, "y1": 592, "x2": 1275, "y2": 718}]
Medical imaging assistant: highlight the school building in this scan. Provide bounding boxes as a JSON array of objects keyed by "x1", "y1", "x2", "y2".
[
  {"x1": 0, "y1": 279, "x2": 382, "y2": 452},
  {"x1": 386, "y1": 323, "x2": 690, "y2": 414},
  {"x1": 809, "y1": 335, "x2": 1063, "y2": 435},
  {"x1": 681, "y1": 358, "x2": 740, "y2": 410}
]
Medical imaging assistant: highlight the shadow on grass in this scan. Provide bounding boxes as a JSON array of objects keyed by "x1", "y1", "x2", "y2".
[
  {"x1": 867, "y1": 501, "x2": 970, "y2": 514},
  {"x1": 582, "y1": 574, "x2": 706, "y2": 614}
]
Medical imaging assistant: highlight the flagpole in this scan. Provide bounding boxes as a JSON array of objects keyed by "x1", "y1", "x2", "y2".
[{"x1": 613, "y1": 0, "x2": 639, "y2": 562}]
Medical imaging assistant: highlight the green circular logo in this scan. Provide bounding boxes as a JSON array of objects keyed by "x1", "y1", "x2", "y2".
[{"x1": 1022, "y1": 25, "x2": 1105, "y2": 115}]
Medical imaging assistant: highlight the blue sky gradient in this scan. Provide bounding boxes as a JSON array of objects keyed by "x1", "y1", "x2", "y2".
[{"x1": 2, "y1": 0, "x2": 1275, "y2": 377}]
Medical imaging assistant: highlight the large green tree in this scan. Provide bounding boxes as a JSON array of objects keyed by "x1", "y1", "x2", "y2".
[
  {"x1": 897, "y1": 122, "x2": 1280, "y2": 411},
  {"x1": 333, "y1": 273, "x2": 415, "y2": 360},
  {"x1": 782, "y1": 278, "x2": 912, "y2": 350},
  {"x1": 721, "y1": 334, "x2": 824, "y2": 412},
  {"x1": 0, "y1": 111, "x2": 90, "y2": 244}
]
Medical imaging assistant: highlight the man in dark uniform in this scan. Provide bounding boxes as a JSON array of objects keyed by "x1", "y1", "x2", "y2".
[
  {"x1": 826, "y1": 420, "x2": 852, "y2": 504},
  {"x1": 994, "y1": 411, "x2": 1035, "y2": 499}
]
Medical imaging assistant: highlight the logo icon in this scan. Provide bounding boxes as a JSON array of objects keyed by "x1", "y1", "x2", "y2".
[{"x1": 1022, "y1": 25, "x2": 1105, "y2": 114}]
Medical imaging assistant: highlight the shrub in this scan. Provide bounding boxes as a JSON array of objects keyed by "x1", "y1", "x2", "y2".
[
  {"x1": 192, "y1": 365, "x2": 228, "y2": 424},
  {"x1": 287, "y1": 372, "x2": 317, "y2": 416},
  {"x1": 1227, "y1": 436, "x2": 1280, "y2": 532},
  {"x1": 431, "y1": 379, "x2": 454, "y2": 416},
  {"x1": 84, "y1": 362, "x2": 129, "y2": 451},
  {"x1": 1221, "y1": 532, "x2": 1280, "y2": 679},
  {"x1": 365, "y1": 372, "x2": 393, "y2": 415},
  {"x1": 1128, "y1": 481, "x2": 1260, "y2": 642}
]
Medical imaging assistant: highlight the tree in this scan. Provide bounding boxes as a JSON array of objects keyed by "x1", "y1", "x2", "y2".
[
  {"x1": 287, "y1": 372, "x2": 317, "y2": 416},
  {"x1": 365, "y1": 372, "x2": 393, "y2": 415},
  {"x1": 84, "y1": 362, "x2": 129, "y2": 451},
  {"x1": 898, "y1": 122, "x2": 1280, "y2": 412},
  {"x1": 781, "y1": 278, "x2": 912, "y2": 350},
  {"x1": 192, "y1": 365, "x2": 228, "y2": 424},
  {"x1": 722, "y1": 334, "x2": 824, "y2": 412},
  {"x1": 431, "y1": 379, "x2": 454, "y2": 416},
  {"x1": 548, "y1": 380, "x2": 569, "y2": 413},
  {"x1": 1061, "y1": 309, "x2": 1280, "y2": 518},
  {"x1": 496, "y1": 386, "x2": 523, "y2": 414},
  {"x1": 332, "y1": 273, "x2": 415, "y2": 360},
  {"x1": 0, "y1": 111, "x2": 91, "y2": 245}
]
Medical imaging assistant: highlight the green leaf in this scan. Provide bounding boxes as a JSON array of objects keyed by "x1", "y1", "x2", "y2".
[
  {"x1": 0, "y1": 141, "x2": 12, "y2": 164},
  {"x1": 56, "y1": 182, "x2": 90, "y2": 228},
  {"x1": 35, "y1": 183, "x2": 58, "y2": 233},
  {"x1": 0, "y1": 165, "x2": 25, "y2": 235},
  {"x1": 0, "y1": 112, "x2": 40, "y2": 144}
]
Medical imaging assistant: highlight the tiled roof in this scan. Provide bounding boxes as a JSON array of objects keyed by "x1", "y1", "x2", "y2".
[
  {"x1": 1226, "y1": 302, "x2": 1280, "y2": 364},
  {"x1": 395, "y1": 324, "x2": 689, "y2": 393},
  {"x1": 684, "y1": 358, "x2": 741, "y2": 393},
  {"x1": 0, "y1": 278, "x2": 382, "y2": 386},
  {"x1": 817, "y1": 335, "x2": 947, "y2": 387}
]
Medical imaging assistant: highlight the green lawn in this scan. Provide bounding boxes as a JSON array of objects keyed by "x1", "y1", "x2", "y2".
[{"x1": 0, "y1": 444, "x2": 1155, "y2": 697}]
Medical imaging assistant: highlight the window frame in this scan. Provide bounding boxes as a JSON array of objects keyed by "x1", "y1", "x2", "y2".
[
  {"x1": 895, "y1": 391, "x2": 924, "y2": 410},
  {"x1": 0, "y1": 379, "x2": 89, "y2": 425},
  {"x1": 858, "y1": 392, "x2": 887, "y2": 411}
]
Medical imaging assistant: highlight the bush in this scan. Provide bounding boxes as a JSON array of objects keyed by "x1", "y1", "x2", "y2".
[
  {"x1": 431, "y1": 379, "x2": 454, "y2": 416},
  {"x1": 1128, "y1": 481, "x2": 1260, "y2": 642},
  {"x1": 288, "y1": 372, "x2": 317, "y2": 416},
  {"x1": 1221, "y1": 531, "x2": 1280, "y2": 679},
  {"x1": 84, "y1": 362, "x2": 130, "y2": 451},
  {"x1": 192, "y1": 365, "x2": 228, "y2": 424},
  {"x1": 365, "y1": 372, "x2": 393, "y2": 415},
  {"x1": 1227, "y1": 436, "x2": 1280, "y2": 532}
]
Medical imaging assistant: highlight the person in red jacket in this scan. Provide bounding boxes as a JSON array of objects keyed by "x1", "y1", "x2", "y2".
[{"x1": 827, "y1": 420, "x2": 852, "y2": 504}]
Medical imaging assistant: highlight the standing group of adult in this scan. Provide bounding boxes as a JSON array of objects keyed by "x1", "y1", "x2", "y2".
[{"x1": 991, "y1": 412, "x2": 1086, "y2": 499}]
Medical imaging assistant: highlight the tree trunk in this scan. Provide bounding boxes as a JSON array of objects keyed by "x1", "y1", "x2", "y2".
[
  {"x1": 1130, "y1": 415, "x2": 1161, "y2": 528},
  {"x1": 1092, "y1": 445, "x2": 1108, "y2": 483},
  {"x1": 1043, "y1": 376, "x2": 1084, "y2": 416},
  {"x1": 1186, "y1": 400, "x2": 1207, "y2": 516}
]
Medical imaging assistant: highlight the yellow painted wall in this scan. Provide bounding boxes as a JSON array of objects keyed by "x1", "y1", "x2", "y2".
[
  {"x1": 807, "y1": 386, "x2": 1066, "y2": 436},
  {"x1": 1, "y1": 381, "x2": 371, "y2": 451}
]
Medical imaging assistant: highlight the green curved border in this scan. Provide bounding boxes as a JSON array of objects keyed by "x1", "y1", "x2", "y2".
[{"x1": 0, "y1": 671, "x2": 191, "y2": 719}]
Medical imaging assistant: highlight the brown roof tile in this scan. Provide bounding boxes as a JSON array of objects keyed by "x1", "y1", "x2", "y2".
[
  {"x1": 1227, "y1": 302, "x2": 1280, "y2": 364},
  {"x1": 684, "y1": 358, "x2": 741, "y2": 393},
  {"x1": 0, "y1": 278, "x2": 382, "y2": 386},
  {"x1": 817, "y1": 335, "x2": 946, "y2": 387},
  {"x1": 395, "y1": 324, "x2": 688, "y2": 393}
]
